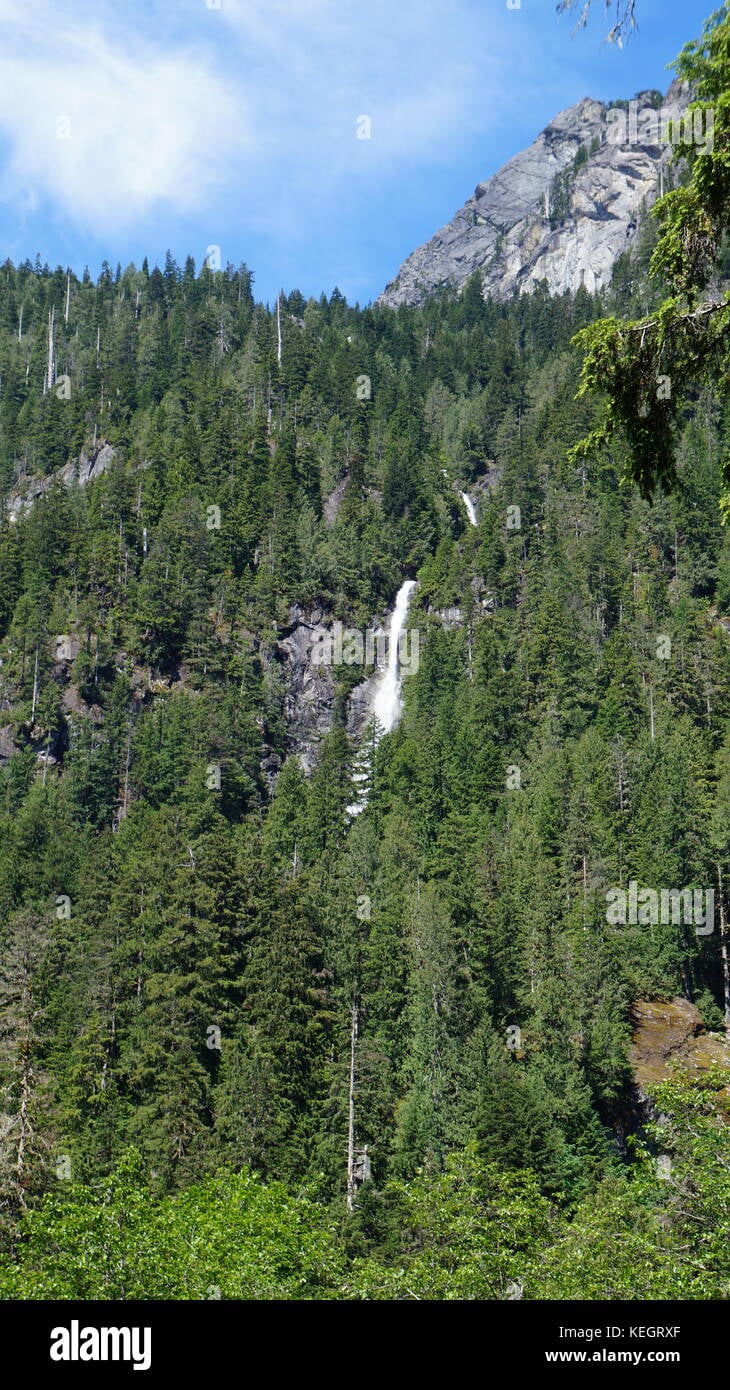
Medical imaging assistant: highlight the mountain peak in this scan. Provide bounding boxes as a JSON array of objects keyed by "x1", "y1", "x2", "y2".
[{"x1": 378, "y1": 82, "x2": 689, "y2": 308}]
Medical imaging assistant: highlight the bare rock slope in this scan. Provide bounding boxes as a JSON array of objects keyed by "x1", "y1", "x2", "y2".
[{"x1": 379, "y1": 82, "x2": 689, "y2": 308}]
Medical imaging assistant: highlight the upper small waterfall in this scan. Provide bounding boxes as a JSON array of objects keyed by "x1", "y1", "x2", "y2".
[
  {"x1": 372, "y1": 579, "x2": 417, "y2": 734},
  {"x1": 459, "y1": 491, "x2": 477, "y2": 526}
]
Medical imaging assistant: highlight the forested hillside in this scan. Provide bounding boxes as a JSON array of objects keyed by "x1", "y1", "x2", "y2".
[{"x1": 0, "y1": 221, "x2": 729, "y2": 1298}]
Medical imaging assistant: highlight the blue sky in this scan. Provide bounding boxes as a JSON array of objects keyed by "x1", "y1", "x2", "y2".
[{"x1": 0, "y1": 0, "x2": 714, "y2": 305}]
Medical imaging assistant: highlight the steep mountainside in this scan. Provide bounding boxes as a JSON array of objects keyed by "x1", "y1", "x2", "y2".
[
  {"x1": 0, "y1": 36, "x2": 729, "y2": 1296},
  {"x1": 379, "y1": 82, "x2": 689, "y2": 307}
]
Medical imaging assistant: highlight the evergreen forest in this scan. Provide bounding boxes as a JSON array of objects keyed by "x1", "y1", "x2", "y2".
[{"x1": 0, "y1": 104, "x2": 730, "y2": 1299}]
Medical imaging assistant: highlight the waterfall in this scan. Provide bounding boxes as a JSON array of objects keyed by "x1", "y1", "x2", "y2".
[
  {"x1": 459, "y1": 490, "x2": 477, "y2": 526},
  {"x1": 347, "y1": 579, "x2": 417, "y2": 817},
  {"x1": 372, "y1": 579, "x2": 417, "y2": 734}
]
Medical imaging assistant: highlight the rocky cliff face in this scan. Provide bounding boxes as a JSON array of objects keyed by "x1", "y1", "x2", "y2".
[
  {"x1": 271, "y1": 602, "x2": 395, "y2": 776},
  {"x1": 630, "y1": 998, "x2": 730, "y2": 1098},
  {"x1": 5, "y1": 440, "x2": 116, "y2": 522},
  {"x1": 379, "y1": 82, "x2": 690, "y2": 308}
]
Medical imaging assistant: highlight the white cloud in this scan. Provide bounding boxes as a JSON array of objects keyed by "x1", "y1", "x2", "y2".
[
  {"x1": 0, "y1": 1, "x2": 250, "y2": 231},
  {"x1": 0, "y1": 0, "x2": 515, "y2": 242}
]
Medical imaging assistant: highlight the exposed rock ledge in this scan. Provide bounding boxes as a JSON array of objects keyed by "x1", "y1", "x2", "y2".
[
  {"x1": 630, "y1": 998, "x2": 730, "y2": 1101},
  {"x1": 5, "y1": 441, "x2": 116, "y2": 522}
]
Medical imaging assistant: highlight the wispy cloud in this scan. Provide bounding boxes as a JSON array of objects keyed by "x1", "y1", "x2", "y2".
[
  {"x1": 218, "y1": 0, "x2": 499, "y2": 168},
  {"x1": 0, "y1": 0, "x2": 503, "y2": 238},
  {"x1": 0, "y1": 0, "x2": 249, "y2": 231}
]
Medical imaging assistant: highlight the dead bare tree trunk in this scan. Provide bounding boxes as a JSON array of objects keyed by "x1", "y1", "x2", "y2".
[
  {"x1": 16, "y1": 1018, "x2": 33, "y2": 1194},
  {"x1": 44, "y1": 306, "x2": 55, "y2": 395},
  {"x1": 31, "y1": 645, "x2": 39, "y2": 724},
  {"x1": 346, "y1": 999, "x2": 358, "y2": 1212},
  {"x1": 717, "y1": 862, "x2": 730, "y2": 1031}
]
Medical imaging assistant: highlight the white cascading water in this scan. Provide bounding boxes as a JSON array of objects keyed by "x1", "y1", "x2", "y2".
[
  {"x1": 372, "y1": 579, "x2": 418, "y2": 734},
  {"x1": 347, "y1": 579, "x2": 417, "y2": 817},
  {"x1": 459, "y1": 490, "x2": 477, "y2": 526}
]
